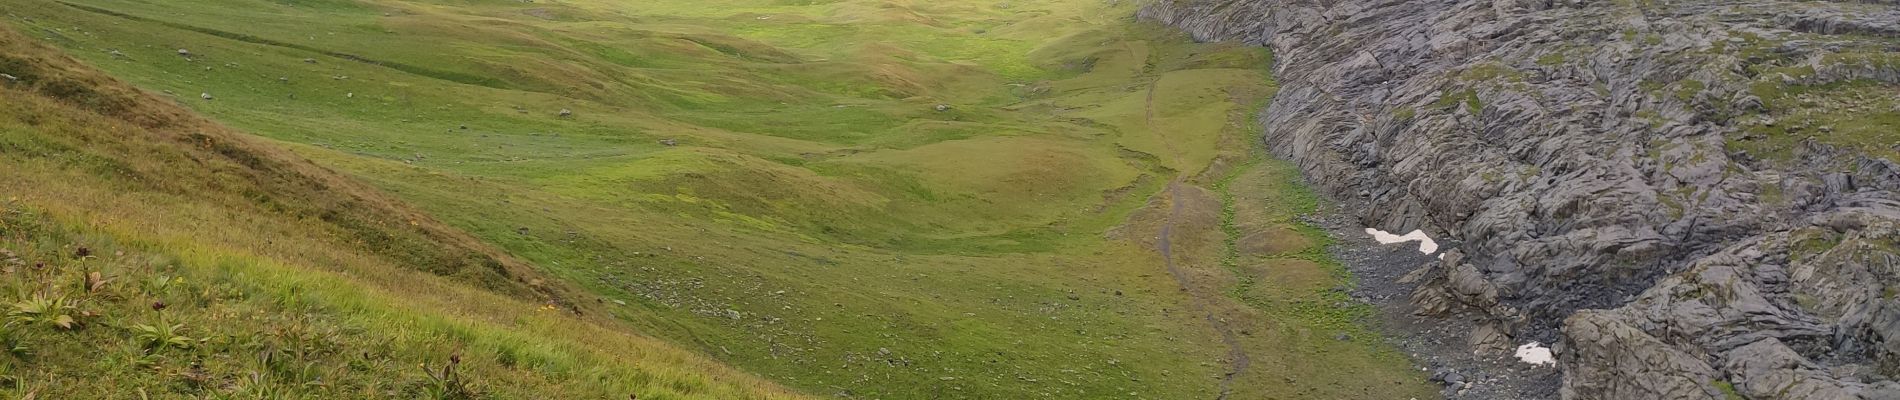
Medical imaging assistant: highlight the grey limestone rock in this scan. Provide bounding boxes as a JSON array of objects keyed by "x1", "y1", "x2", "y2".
[{"x1": 1142, "y1": 0, "x2": 1900, "y2": 397}]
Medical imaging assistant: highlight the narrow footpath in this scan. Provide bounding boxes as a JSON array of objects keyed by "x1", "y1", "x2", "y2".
[{"x1": 1144, "y1": 78, "x2": 1251, "y2": 400}]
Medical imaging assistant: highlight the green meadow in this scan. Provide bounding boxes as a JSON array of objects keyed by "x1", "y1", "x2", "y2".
[{"x1": 1, "y1": 0, "x2": 1436, "y2": 397}]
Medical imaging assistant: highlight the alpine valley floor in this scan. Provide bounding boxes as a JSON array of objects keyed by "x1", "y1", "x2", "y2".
[{"x1": 0, "y1": 0, "x2": 1436, "y2": 398}]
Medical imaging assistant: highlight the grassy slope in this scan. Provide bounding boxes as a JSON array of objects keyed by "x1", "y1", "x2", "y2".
[
  {"x1": 2, "y1": 0, "x2": 1437, "y2": 398},
  {"x1": 0, "y1": 26, "x2": 801, "y2": 399}
]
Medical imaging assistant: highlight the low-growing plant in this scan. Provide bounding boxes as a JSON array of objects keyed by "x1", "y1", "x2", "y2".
[
  {"x1": 231, "y1": 370, "x2": 291, "y2": 400},
  {"x1": 128, "y1": 322, "x2": 196, "y2": 350},
  {"x1": 130, "y1": 303, "x2": 198, "y2": 351},
  {"x1": 140, "y1": 275, "x2": 179, "y2": 296},
  {"x1": 418, "y1": 355, "x2": 480, "y2": 400},
  {"x1": 9, "y1": 293, "x2": 79, "y2": 330}
]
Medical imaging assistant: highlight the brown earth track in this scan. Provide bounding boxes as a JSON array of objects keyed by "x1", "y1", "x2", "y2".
[{"x1": 1143, "y1": 76, "x2": 1251, "y2": 400}]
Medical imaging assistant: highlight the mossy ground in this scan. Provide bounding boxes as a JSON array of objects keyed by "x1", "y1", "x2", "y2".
[
  {"x1": 1714, "y1": 29, "x2": 1900, "y2": 166},
  {"x1": 1734, "y1": 78, "x2": 1900, "y2": 164}
]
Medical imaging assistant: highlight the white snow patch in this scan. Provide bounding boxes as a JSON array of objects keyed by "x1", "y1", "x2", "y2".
[
  {"x1": 1515, "y1": 342, "x2": 1554, "y2": 366},
  {"x1": 1365, "y1": 228, "x2": 1439, "y2": 254}
]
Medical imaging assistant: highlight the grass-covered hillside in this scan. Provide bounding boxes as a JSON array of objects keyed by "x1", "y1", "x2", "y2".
[
  {"x1": 0, "y1": 25, "x2": 800, "y2": 399},
  {"x1": 1, "y1": 0, "x2": 1438, "y2": 398}
]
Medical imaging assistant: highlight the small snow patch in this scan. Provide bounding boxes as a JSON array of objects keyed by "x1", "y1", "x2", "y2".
[
  {"x1": 1515, "y1": 342, "x2": 1554, "y2": 366},
  {"x1": 1365, "y1": 228, "x2": 1439, "y2": 254}
]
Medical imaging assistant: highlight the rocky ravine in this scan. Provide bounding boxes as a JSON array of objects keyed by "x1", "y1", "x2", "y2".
[{"x1": 1141, "y1": 0, "x2": 1900, "y2": 398}]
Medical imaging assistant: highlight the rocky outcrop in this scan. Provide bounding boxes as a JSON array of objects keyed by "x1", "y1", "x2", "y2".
[{"x1": 1142, "y1": 0, "x2": 1900, "y2": 398}]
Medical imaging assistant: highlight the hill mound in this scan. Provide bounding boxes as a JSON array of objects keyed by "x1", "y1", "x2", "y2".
[{"x1": 0, "y1": 25, "x2": 800, "y2": 399}]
